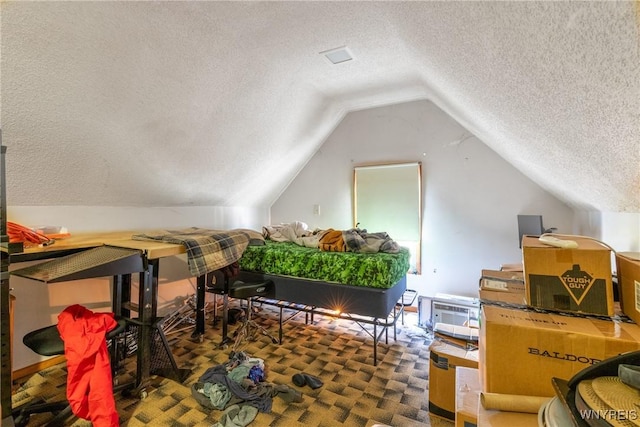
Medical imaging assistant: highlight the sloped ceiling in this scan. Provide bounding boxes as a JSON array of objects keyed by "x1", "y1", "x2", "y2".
[{"x1": 1, "y1": 1, "x2": 638, "y2": 212}]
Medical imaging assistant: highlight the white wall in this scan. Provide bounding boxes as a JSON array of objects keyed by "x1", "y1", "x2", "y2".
[
  {"x1": 573, "y1": 210, "x2": 640, "y2": 278},
  {"x1": 599, "y1": 213, "x2": 640, "y2": 253},
  {"x1": 270, "y1": 100, "x2": 575, "y2": 299},
  {"x1": 573, "y1": 211, "x2": 640, "y2": 252},
  {"x1": 8, "y1": 205, "x2": 268, "y2": 370},
  {"x1": 8, "y1": 206, "x2": 267, "y2": 233}
]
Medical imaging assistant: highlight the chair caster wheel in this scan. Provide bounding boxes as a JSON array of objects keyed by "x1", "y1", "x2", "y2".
[
  {"x1": 14, "y1": 415, "x2": 30, "y2": 427},
  {"x1": 140, "y1": 390, "x2": 148, "y2": 400}
]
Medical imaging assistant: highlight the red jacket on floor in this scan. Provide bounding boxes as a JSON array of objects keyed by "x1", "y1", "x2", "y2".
[{"x1": 57, "y1": 304, "x2": 119, "y2": 427}]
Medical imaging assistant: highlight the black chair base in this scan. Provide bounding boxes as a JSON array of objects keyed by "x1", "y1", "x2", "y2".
[
  {"x1": 13, "y1": 399, "x2": 72, "y2": 427},
  {"x1": 14, "y1": 317, "x2": 129, "y2": 426},
  {"x1": 229, "y1": 281, "x2": 278, "y2": 351}
]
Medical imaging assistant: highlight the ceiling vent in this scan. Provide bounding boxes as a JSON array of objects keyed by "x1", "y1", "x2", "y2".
[{"x1": 320, "y1": 46, "x2": 353, "y2": 64}]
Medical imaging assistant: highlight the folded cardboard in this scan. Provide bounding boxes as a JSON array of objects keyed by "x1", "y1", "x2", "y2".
[
  {"x1": 500, "y1": 263, "x2": 524, "y2": 272},
  {"x1": 434, "y1": 323, "x2": 478, "y2": 342},
  {"x1": 479, "y1": 269, "x2": 527, "y2": 306},
  {"x1": 478, "y1": 288, "x2": 527, "y2": 306},
  {"x1": 480, "y1": 269, "x2": 525, "y2": 292},
  {"x1": 477, "y1": 407, "x2": 539, "y2": 427},
  {"x1": 522, "y1": 235, "x2": 614, "y2": 316},
  {"x1": 617, "y1": 252, "x2": 640, "y2": 324},
  {"x1": 455, "y1": 367, "x2": 480, "y2": 427},
  {"x1": 428, "y1": 339, "x2": 479, "y2": 421},
  {"x1": 434, "y1": 331, "x2": 478, "y2": 350},
  {"x1": 480, "y1": 304, "x2": 640, "y2": 397}
]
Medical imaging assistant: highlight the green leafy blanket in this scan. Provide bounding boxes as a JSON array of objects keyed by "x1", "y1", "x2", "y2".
[{"x1": 239, "y1": 240, "x2": 409, "y2": 289}]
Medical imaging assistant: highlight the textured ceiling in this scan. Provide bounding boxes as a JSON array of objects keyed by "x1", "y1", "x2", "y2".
[{"x1": 1, "y1": 1, "x2": 638, "y2": 211}]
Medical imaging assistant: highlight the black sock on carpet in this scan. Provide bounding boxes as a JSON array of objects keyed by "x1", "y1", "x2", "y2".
[{"x1": 291, "y1": 373, "x2": 323, "y2": 389}]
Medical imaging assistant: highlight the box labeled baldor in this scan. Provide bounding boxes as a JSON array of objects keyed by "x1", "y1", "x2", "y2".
[
  {"x1": 522, "y1": 235, "x2": 613, "y2": 316},
  {"x1": 479, "y1": 304, "x2": 640, "y2": 397}
]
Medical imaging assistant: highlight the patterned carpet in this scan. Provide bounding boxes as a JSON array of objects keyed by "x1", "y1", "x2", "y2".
[{"x1": 12, "y1": 302, "x2": 454, "y2": 427}]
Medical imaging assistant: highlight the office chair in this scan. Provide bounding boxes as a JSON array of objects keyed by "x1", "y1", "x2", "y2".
[
  {"x1": 12, "y1": 317, "x2": 128, "y2": 427},
  {"x1": 229, "y1": 280, "x2": 278, "y2": 352}
]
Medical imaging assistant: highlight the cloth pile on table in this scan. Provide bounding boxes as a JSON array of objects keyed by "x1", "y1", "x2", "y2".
[
  {"x1": 191, "y1": 351, "x2": 303, "y2": 426},
  {"x1": 263, "y1": 221, "x2": 400, "y2": 253}
]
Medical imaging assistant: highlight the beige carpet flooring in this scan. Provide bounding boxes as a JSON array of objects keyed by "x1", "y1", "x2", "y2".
[{"x1": 12, "y1": 303, "x2": 454, "y2": 427}]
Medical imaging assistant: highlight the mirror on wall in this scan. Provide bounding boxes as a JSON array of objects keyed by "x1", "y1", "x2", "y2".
[{"x1": 353, "y1": 162, "x2": 422, "y2": 274}]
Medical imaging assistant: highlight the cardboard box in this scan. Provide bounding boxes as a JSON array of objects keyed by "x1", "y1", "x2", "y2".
[
  {"x1": 480, "y1": 269, "x2": 525, "y2": 292},
  {"x1": 428, "y1": 340, "x2": 479, "y2": 421},
  {"x1": 500, "y1": 263, "x2": 524, "y2": 272},
  {"x1": 434, "y1": 331, "x2": 478, "y2": 350},
  {"x1": 475, "y1": 347, "x2": 539, "y2": 427},
  {"x1": 478, "y1": 288, "x2": 527, "y2": 306},
  {"x1": 522, "y1": 235, "x2": 614, "y2": 316},
  {"x1": 617, "y1": 252, "x2": 640, "y2": 324},
  {"x1": 479, "y1": 269, "x2": 527, "y2": 306},
  {"x1": 477, "y1": 406, "x2": 539, "y2": 427},
  {"x1": 455, "y1": 367, "x2": 480, "y2": 427},
  {"x1": 480, "y1": 304, "x2": 640, "y2": 397},
  {"x1": 434, "y1": 323, "x2": 478, "y2": 342}
]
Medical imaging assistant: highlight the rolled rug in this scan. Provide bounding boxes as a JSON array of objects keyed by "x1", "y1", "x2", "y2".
[
  {"x1": 619, "y1": 364, "x2": 640, "y2": 391},
  {"x1": 543, "y1": 397, "x2": 573, "y2": 427},
  {"x1": 480, "y1": 392, "x2": 551, "y2": 414},
  {"x1": 576, "y1": 378, "x2": 639, "y2": 427},
  {"x1": 568, "y1": 351, "x2": 640, "y2": 390},
  {"x1": 538, "y1": 397, "x2": 547, "y2": 427},
  {"x1": 574, "y1": 381, "x2": 613, "y2": 427},
  {"x1": 591, "y1": 377, "x2": 640, "y2": 427}
]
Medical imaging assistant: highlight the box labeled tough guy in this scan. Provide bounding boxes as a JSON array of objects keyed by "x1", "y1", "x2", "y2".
[
  {"x1": 479, "y1": 305, "x2": 640, "y2": 397},
  {"x1": 522, "y1": 235, "x2": 614, "y2": 316}
]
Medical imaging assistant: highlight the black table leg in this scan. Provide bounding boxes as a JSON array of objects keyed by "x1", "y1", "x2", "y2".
[
  {"x1": 192, "y1": 274, "x2": 206, "y2": 341},
  {"x1": 135, "y1": 261, "x2": 155, "y2": 393},
  {"x1": 112, "y1": 273, "x2": 132, "y2": 318},
  {"x1": 128, "y1": 259, "x2": 189, "y2": 397},
  {"x1": 1, "y1": 267, "x2": 13, "y2": 426}
]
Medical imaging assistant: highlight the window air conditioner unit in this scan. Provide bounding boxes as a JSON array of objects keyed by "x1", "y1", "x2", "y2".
[
  {"x1": 418, "y1": 294, "x2": 479, "y2": 329},
  {"x1": 431, "y1": 301, "x2": 479, "y2": 327}
]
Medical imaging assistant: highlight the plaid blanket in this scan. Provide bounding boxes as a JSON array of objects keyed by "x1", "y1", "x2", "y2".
[{"x1": 132, "y1": 228, "x2": 259, "y2": 277}]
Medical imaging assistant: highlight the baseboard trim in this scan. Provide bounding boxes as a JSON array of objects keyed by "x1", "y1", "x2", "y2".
[{"x1": 13, "y1": 356, "x2": 66, "y2": 383}]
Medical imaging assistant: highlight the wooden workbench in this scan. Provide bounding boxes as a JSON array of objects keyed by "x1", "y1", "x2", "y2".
[
  {"x1": 8, "y1": 231, "x2": 193, "y2": 401},
  {"x1": 16, "y1": 231, "x2": 186, "y2": 261}
]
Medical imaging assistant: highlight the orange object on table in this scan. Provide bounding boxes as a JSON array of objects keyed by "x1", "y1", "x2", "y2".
[{"x1": 7, "y1": 221, "x2": 55, "y2": 247}]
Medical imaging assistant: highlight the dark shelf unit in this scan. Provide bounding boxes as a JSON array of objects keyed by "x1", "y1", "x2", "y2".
[{"x1": 1, "y1": 133, "x2": 13, "y2": 425}]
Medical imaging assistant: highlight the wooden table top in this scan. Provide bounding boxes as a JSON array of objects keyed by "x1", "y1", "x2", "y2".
[{"x1": 18, "y1": 231, "x2": 186, "y2": 260}]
